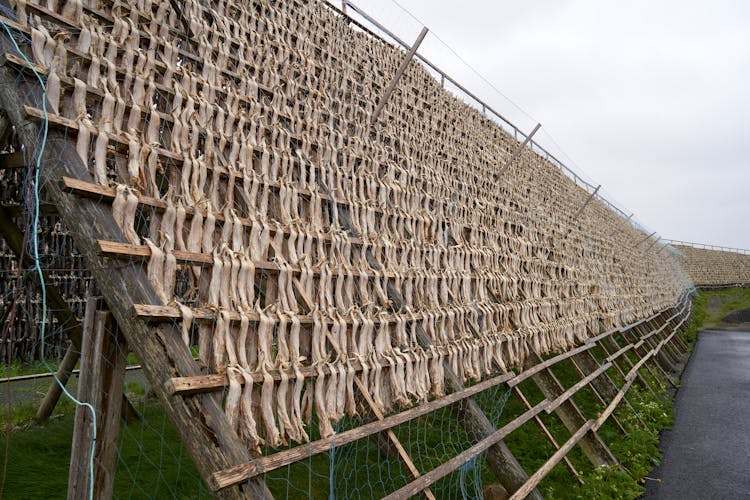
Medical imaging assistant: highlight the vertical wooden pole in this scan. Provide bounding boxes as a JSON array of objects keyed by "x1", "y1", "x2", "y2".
[{"x1": 67, "y1": 303, "x2": 128, "y2": 500}]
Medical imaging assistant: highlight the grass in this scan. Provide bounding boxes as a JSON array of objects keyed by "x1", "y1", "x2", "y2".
[
  {"x1": 692, "y1": 286, "x2": 750, "y2": 328},
  {"x1": 0, "y1": 290, "x2": 740, "y2": 499}
]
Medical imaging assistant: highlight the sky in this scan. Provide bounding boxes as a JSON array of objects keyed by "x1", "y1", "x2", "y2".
[{"x1": 345, "y1": 0, "x2": 750, "y2": 250}]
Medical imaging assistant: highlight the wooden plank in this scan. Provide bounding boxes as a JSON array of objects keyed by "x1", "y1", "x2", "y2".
[
  {"x1": 544, "y1": 362, "x2": 611, "y2": 414},
  {"x1": 380, "y1": 400, "x2": 550, "y2": 500},
  {"x1": 508, "y1": 420, "x2": 596, "y2": 500},
  {"x1": 91, "y1": 312, "x2": 128, "y2": 499},
  {"x1": 0, "y1": 55, "x2": 270, "y2": 498},
  {"x1": 499, "y1": 123, "x2": 541, "y2": 172},
  {"x1": 512, "y1": 386, "x2": 581, "y2": 482},
  {"x1": 67, "y1": 306, "x2": 128, "y2": 499},
  {"x1": 67, "y1": 298, "x2": 98, "y2": 500},
  {"x1": 525, "y1": 348, "x2": 618, "y2": 468},
  {"x1": 371, "y1": 27, "x2": 429, "y2": 124},
  {"x1": 210, "y1": 371, "x2": 515, "y2": 489},
  {"x1": 168, "y1": 349, "x2": 446, "y2": 394},
  {"x1": 508, "y1": 343, "x2": 594, "y2": 387},
  {"x1": 570, "y1": 185, "x2": 601, "y2": 222}
]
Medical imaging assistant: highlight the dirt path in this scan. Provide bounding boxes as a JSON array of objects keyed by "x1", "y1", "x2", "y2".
[{"x1": 644, "y1": 329, "x2": 750, "y2": 499}]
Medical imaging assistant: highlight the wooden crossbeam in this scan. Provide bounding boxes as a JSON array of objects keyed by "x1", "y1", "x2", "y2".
[
  {"x1": 633, "y1": 231, "x2": 657, "y2": 248},
  {"x1": 0, "y1": 150, "x2": 24, "y2": 168},
  {"x1": 498, "y1": 123, "x2": 542, "y2": 173},
  {"x1": 381, "y1": 399, "x2": 550, "y2": 500},
  {"x1": 371, "y1": 27, "x2": 429, "y2": 124},
  {"x1": 508, "y1": 420, "x2": 596, "y2": 500},
  {"x1": 210, "y1": 371, "x2": 515, "y2": 490}
]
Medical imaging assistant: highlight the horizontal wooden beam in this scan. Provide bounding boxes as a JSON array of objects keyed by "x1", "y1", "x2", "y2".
[
  {"x1": 209, "y1": 371, "x2": 516, "y2": 490},
  {"x1": 381, "y1": 399, "x2": 550, "y2": 500},
  {"x1": 544, "y1": 362, "x2": 611, "y2": 415}
]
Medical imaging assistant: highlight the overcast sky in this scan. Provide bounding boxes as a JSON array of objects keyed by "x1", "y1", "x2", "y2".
[{"x1": 347, "y1": 0, "x2": 750, "y2": 250}]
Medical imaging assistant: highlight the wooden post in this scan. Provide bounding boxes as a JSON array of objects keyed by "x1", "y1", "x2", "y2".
[
  {"x1": 571, "y1": 185, "x2": 600, "y2": 222},
  {"x1": 570, "y1": 352, "x2": 627, "y2": 435},
  {"x1": 633, "y1": 231, "x2": 657, "y2": 248},
  {"x1": 67, "y1": 303, "x2": 128, "y2": 500},
  {"x1": 370, "y1": 26, "x2": 428, "y2": 124},
  {"x1": 609, "y1": 213, "x2": 634, "y2": 237},
  {"x1": 512, "y1": 386, "x2": 582, "y2": 482},
  {"x1": 525, "y1": 349, "x2": 619, "y2": 468},
  {"x1": 499, "y1": 123, "x2": 541, "y2": 172},
  {"x1": 0, "y1": 60, "x2": 270, "y2": 498}
]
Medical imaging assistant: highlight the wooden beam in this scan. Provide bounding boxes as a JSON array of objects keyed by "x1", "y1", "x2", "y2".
[
  {"x1": 67, "y1": 306, "x2": 128, "y2": 500},
  {"x1": 633, "y1": 231, "x2": 657, "y2": 248},
  {"x1": 525, "y1": 348, "x2": 618, "y2": 468},
  {"x1": 499, "y1": 123, "x2": 541, "y2": 172},
  {"x1": 0, "y1": 150, "x2": 24, "y2": 168},
  {"x1": 380, "y1": 400, "x2": 550, "y2": 500},
  {"x1": 571, "y1": 185, "x2": 600, "y2": 222},
  {"x1": 210, "y1": 371, "x2": 515, "y2": 490},
  {"x1": 0, "y1": 55, "x2": 270, "y2": 498},
  {"x1": 370, "y1": 26, "x2": 429, "y2": 124},
  {"x1": 511, "y1": 386, "x2": 582, "y2": 482},
  {"x1": 508, "y1": 420, "x2": 596, "y2": 500}
]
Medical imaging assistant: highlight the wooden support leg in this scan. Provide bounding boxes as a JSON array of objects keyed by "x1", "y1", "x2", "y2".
[
  {"x1": 570, "y1": 353, "x2": 627, "y2": 435},
  {"x1": 67, "y1": 302, "x2": 128, "y2": 500},
  {"x1": 525, "y1": 350, "x2": 619, "y2": 468},
  {"x1": 630, "y1": 325, "x2": 675, "y2": 378},
  {"x1": 512, "y1": 386, "x2": 583, "y2": 483},
  {"x1": 605, "y1": 335, "x2": 656, "y2": 395}
]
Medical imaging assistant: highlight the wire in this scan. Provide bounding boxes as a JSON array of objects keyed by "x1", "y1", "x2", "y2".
[{"x1": 0, "y1": 21, "x2": 97, "y2": 500}]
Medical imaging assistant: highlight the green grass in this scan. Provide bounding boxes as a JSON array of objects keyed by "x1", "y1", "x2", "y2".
[
  {"x1": 0, "y1": 289, "x2": 742, "y2": 499},
  {"x1": 693, "y1": 287, "x2": 750, "y2": 327}
]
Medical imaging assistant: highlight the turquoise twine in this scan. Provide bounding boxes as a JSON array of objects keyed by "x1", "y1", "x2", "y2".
[{"x1": 0, "y1": 20, "x2": 97, "y2": 500}]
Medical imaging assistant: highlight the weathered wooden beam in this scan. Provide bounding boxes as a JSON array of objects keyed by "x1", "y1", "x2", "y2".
[
  {"x1": 380, "y1": 400, "x2": 549, "y2": 500},
  {"x1": 508, "y1": 420, "x2": 596, "y2": 500},
  {"x1": 571, "y1": 185, "x2": 600, "y2": 222},
  {"x1": 0, "y1": 150, "x2": 24, "y2": 168},
  {"x1": 0, "y1": 53, "x2": 269, "y2": 498},
  {"x1": 645, "y1": 236, "x2": 661, "y2": 252},
  {"x1": 67, "y1": 306, "x2": 127, "y2": 500},
  {"x1": 609, "y1": 213, "x2": 634, "y2": 237},
  {"x1": 370, "y1": 26, "x2": 429, "y2": 124},
  {"x1": 499, "y1": 123, "x2": 541, "y2": 172},
  {"x1": 569, "y1": 353, "x2": 627, "y2": 435},
  {"x1": 210, "y1": 371, "x2": 515, "y2": 489},
  {"x1": 525, "y1": 348, "x2": 618, "y2": 468},
  {"x1": 633, "y1": 230, "x2": 657, "y2": 248},
  {"x1": 512, "y1": 386, "x2": 582, "y2": 482}
]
